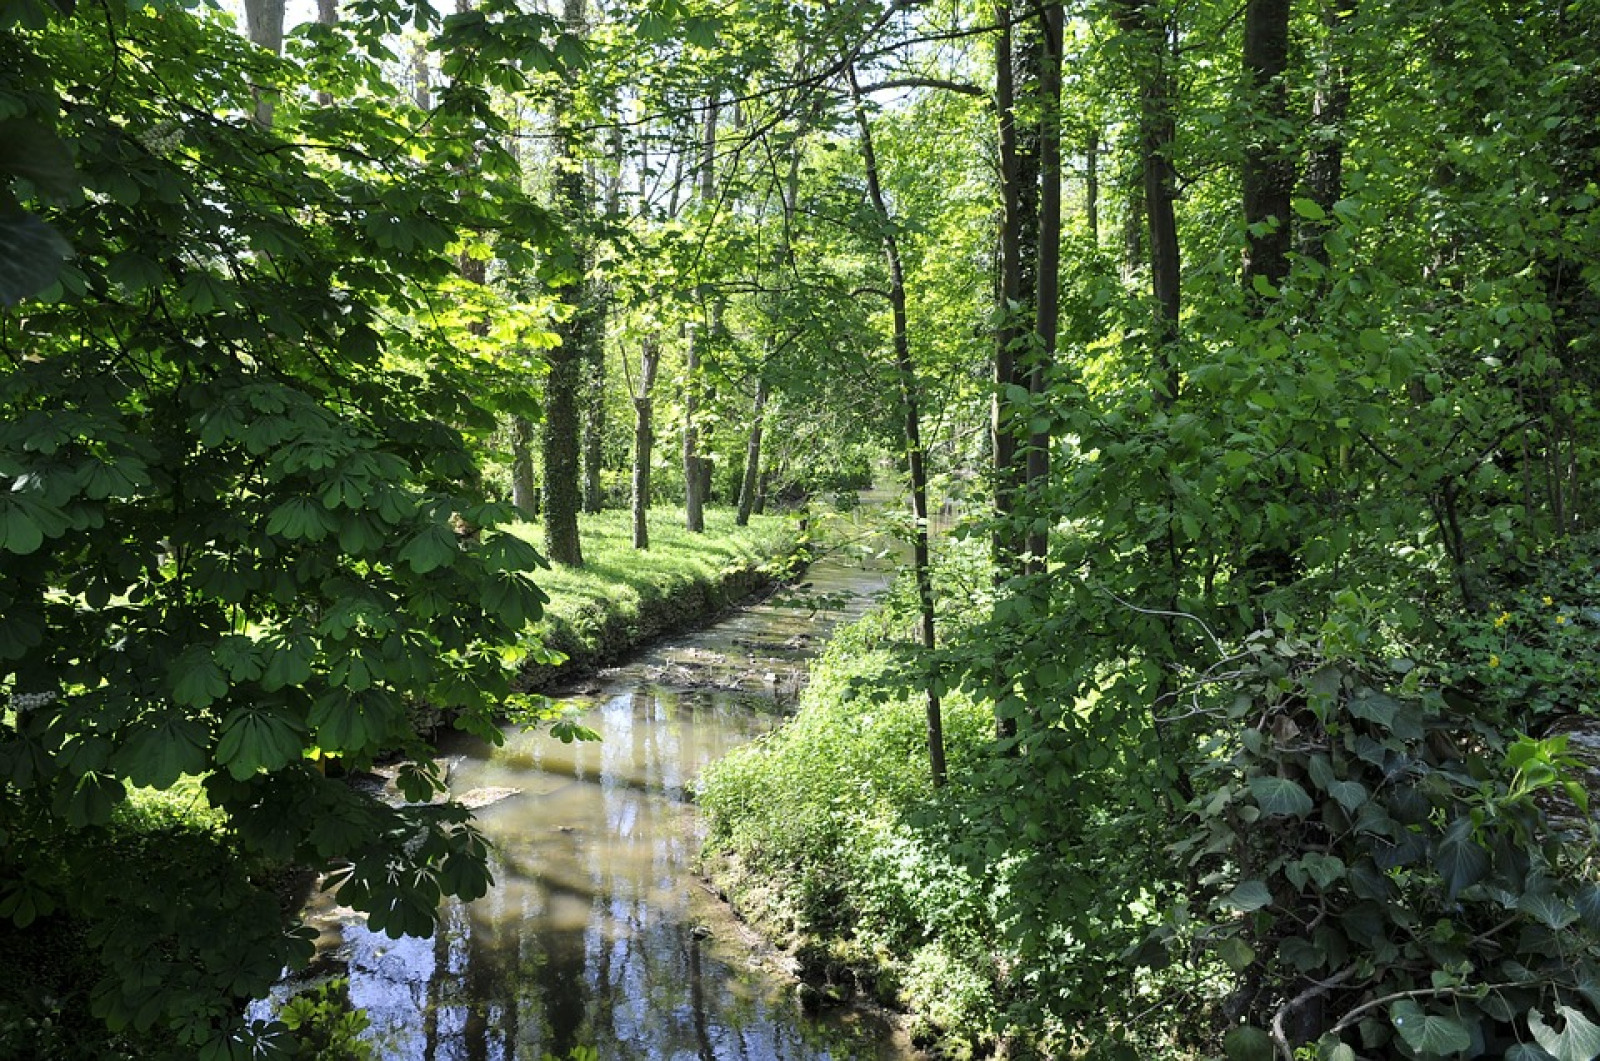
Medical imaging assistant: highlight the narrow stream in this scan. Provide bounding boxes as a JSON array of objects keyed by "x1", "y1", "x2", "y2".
[{"x1": 271, "y1": 504, "x2": 916, "y2": 1059}]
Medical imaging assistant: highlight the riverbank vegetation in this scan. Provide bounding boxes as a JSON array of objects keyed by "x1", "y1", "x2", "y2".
[{"x1": 5, "y1": 0, "x2": 1600, "y2": 1055}]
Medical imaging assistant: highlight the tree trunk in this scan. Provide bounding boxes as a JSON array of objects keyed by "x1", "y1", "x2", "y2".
[
  {"x1": 243, "y1": 0, "x2": 285, "y2": 125},
  {"x1": 1241, "y1": 0, "x2": 1294, "y2": 295},
  {"x1": 682, "y1": 325, "x2": 705, "y2": 534},
  {"x1": 582, "y1": 362, "x2": 605, "y2": 514},
  {"x1": 1026, "y1": 0, "x2": 1063, "y2": 574},
  {"x1": 314, "y1": 0, "x2": 337, "y2": 106},
  {"x1": 1300, "y1": 1, "x2": 1355, "y2": 267},
  {"x1": 511, "y1": 416, "x2": 538, "y2": 519},
  {"x1": 735, "y1": 375, "x2": 768, "y2": 526},
  {"x1": 1086, "y1": 128, "x2": 1100, "y2": 245},
  {"x1": 1115, "y1": 0, "x2": 1182, "y2": 399},
  {"x1": 542, "y1": 0, "x2": 590, "y2": 567},
  {"x1": 847, "y1": 62, "x2": 946, "y2": 790},
  {"x1": 632, "y1": 338, "x2": 660, "y2": 550},
  {"x1": 992, "y1": 0, "x2": 1027, "y2": 584}
]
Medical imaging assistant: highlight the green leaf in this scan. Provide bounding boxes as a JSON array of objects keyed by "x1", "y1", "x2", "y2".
[
  {"x1": 1348, "y1": 689, "x2": 1400, "y2": 729},
  {"x1": 1317, "y1": 1038, "x2": 1357, "y2": 1061},
  {"x1": 215, "y1": 708, "x2": 304, "y2": 780},
  {"x1": 1520, "y1": 889, "x2": 1580, "y2": 930},
  {"x1": 170, "y1": 646, "x2": 230, "y2": 708},
  {"x1": 107, "y1": 251, "x2": 165, "y2": 294},
  {"x1": 1223, "y1": 880, "x2": 1273, "y2": 913},
  {"x1": 0, "y1": 212, "x2": 72, "y2": 306},
  {"x1": 1224, "y1": 1026, "x2": 1274, "y2": 1061},
  {"x1": 1330, "y1": 779, "x2": 1369, "y2": 812},
  {"x1": 1249, "y1": 775, "x2": 1313, "y2": 818},
  {"x1": 399, "y1": 522, "x2": 459, "y2": 573},
  {"x1": 1217, "y1": 935, "x2": 1257, "y2": 972},
  {"x1": 1389, "y1": 999, "x2": 1472, "y2": 1055},
  {"x1": 0, "y1": 494, "x2": 45, "y2": 554},
  {"x1": 0, "y1": 120, "x2": 79, "y2": 200},
  {"x1": 1291, "y1": 197, "x2": 1328, "y2": 222},
  {"x1": 1434, "y1": 818, "x2": 1489, "y2": 901},
  {"x1": 1531, "y1": 1005, "x2": 1600, "y2": 1061},
  {"x1": 114, "y1": 718, "x2": 209, "y2": 788}
]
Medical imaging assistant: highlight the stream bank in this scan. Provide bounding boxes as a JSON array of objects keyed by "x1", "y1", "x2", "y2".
[{"x1": 261, "y1": 498, "x2": 918, "y2": 1059}]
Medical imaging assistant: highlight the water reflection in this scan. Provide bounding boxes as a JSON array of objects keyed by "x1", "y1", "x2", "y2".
[{"x1": 294, "y1": 540, "x2": 912, "y2": 1060}]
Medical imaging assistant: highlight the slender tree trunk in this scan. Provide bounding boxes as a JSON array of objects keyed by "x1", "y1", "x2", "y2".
[
  {"x1": 847, "y1": 62, "x2": 946, "y2": 789},
  {"x1": 411, "y1": 41, "x2": 432, "y2": 111},
  {"x1": 736, "y1": 375, "x2": 769, "y2": 526},
  {"x1": 1026, "y1": 0, "x2": 1064, "y2": 574},
  {"x1": 582, "y1": 360, "x2": 605, "y2": 513},
  {"x1": 1300, "y1": 1, "x2": 1355, "y2": 267},
  {"x1": 243, "y1": 0, "x2": 285, "y2": 125},
  {"x1": 682, "y1": 325, "x2": 705, "y2": 533},
  {"x1": 511, "y1": 416, "x2": 538, "y2": 519},
  {"x1": 992, "y1": 0, "x2": 1026, "y2": 584},
  {"x1": 1086, "y1": 128, "x2": 1100, "y2": 245},
  {"x1": 1241, "y1": 0, "x2": 1294, "y2": 295},
  {"x1": 542, "y1": 0, "x2": 590, "y2": 566},
  {"x1": 632, "y1": 338, "x2": 660, "y2": 549},
  {"x1": 682, "y1": 96, "x2": 719, "y2": 534},
  {"x1": 1115, "y1": 0, "x2": 1182, "y2": 399},
  {"x1": 314, "y1": 0, "x2": 337, "y2": 106}
]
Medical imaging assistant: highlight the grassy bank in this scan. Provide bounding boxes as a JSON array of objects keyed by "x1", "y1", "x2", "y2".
[
  {"x1": 509, "y1": 507, "x2": 802, "y2": 688},
  {"x1": 696, "y1": 542, "x2": 1004, "y2": 1057}
]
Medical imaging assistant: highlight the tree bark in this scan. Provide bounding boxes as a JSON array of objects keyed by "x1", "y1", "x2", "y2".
[
  {"x1": 314, "y1": 0, "x2": 337, "y2": 106},
  {"x1": 992, "y1": 0, "x2": 1026, "y2": 583},
  {"x1": 1086, "y1": 128, "x2": 1100, "y2": 245},
  {"x1": 542, "y1": 0, "x2": 590, "y2": 566},
  {"x1": 243, "y1": 0, "x2": 285, "y2": 125},
  {"x1": 682, "y1": 324, "x2": 705, "y2": 533},
  {"x1": 735, "y1": 375, "x2": 768, "y2": 526},
  {"x1": 1026, "y1": 0, "x2": 1063, "y2": 574},
  {"x1": 847, "y1": 62, "x2": 946, "y2": 789},
  {"x1": 1241, "y1": 0, "x2": 1294, "y2": 296},
  {"x1": 632, "y1": 338, "x2": 660, "y2": 549},
  {"x1": 1115, "y1": 0, "x2": 1182, "y2": 400},
  {"x1": 1300, "y1": 1, "x2": 1355, "y2": 267},
  {"x1": 511, "y1": 416, "x2": 538, "y2": 519}
]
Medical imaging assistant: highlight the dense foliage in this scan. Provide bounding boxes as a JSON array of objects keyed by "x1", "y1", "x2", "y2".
[{"x1": 5, "y1": 0, "x2": 1600, "y2": 1053}]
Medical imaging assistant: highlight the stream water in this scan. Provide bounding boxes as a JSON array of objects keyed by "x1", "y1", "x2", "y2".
[{"x1": 267, "y1": 504, "x2": 917, "y2": 1060}]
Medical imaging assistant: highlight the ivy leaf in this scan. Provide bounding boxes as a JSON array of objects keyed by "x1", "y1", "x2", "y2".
[
  {"x1": 1224, "y1": 1026, "x2": 1274, "y2": 1061},
  {"x1": 1506, "y1": 1045, "x2": 1559, "y2": 1061},
  {"x1": 1517, "y1": 888, "x2": 1580, "y2": 930},
  {"x1": 1317, "y1": 1037, "x2": 1357, "y2": 1061},
  {"x1": 1223, "y1": 880, "x2": 1273, "y2": 913},
  {"x1": 1349, "y1": 689, "x2": 1400, "y2": 729},
  {"x1": 1575, "y1": 883, "x2": 1600, "y2": 932},
  {"x1": 1329, "y1": 779, "x2": 1369, "y2": 812},
  {"x1": 1389, "y1": 1000, "x2": 1473, "y2": 1055},
  {"x1": 1249, "y1": 775, "x2": 1313, "y2": 818},
  {"x1": 1531, "y1": 1005, "x2": 1600, "y2": 1061},
  {"x1": 1217, "y1": 936, "x2": 1257, "y2": 972},
  {"x1": 1435, "y1": 818, "x2": 1490, "y2": 901}
]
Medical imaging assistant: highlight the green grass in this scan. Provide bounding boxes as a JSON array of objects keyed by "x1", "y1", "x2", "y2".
[{"x1": 507, "y1": 506, "x2": 801, "y2": 678}]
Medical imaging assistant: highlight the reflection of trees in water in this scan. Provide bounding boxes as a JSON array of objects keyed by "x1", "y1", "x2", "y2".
[{"x1": 341, "y1": 679, "x2": 904, "y2": 1059}]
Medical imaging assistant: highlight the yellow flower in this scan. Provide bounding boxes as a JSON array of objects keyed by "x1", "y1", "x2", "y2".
[
  {"x1": 1495, "y1": 611, "x2": 1511, "y2": 628},
  {"x1": 1489, "y1": 654, "x2": 1500, "y2": 668},
  {"x1": 1544, "y1": 595, "x2": 1554, "y2": 606},
  {"x1": 1557, "y1": 616, "x2": 1567, "y2": 625}
]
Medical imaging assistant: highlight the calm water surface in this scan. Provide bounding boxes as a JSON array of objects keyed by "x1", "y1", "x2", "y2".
[{"x1": 274, "y1": 510, "x2": 915, "y2": 1060}]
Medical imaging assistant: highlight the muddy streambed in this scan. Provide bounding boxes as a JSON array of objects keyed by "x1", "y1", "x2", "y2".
[{"x1": 259, "y1": 513, "x2": 916, "y2": 1059}]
